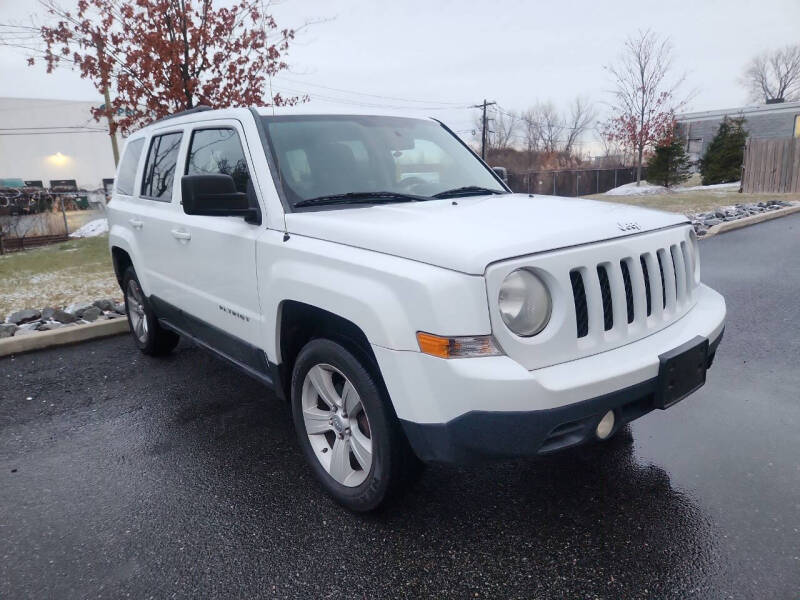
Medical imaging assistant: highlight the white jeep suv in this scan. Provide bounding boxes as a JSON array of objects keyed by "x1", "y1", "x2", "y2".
[{"x1": 107, "y1": 107, "x2": 726, "y2": 511}]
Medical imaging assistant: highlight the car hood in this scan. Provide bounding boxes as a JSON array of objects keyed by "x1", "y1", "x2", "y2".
[{"x1": 284, "y1": 193, "x2": 689, "y2": 275}]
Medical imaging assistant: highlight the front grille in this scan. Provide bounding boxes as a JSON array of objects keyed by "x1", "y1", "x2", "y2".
[{"x1": 568, "y1": 242, "x2": 695, "y2": 339}]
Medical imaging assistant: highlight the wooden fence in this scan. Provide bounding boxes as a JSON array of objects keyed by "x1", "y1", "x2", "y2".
[
  {"x1": 0, "y1": 233, "x2": 69, "y2": 254},
  {"x1": 742, "y1": 137, "x2": 800, "y2": 193}
]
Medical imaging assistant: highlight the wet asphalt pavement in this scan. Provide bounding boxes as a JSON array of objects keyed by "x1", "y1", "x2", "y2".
[{"x1": 2, "y1": 215, "x2": 799, "y2": 599}]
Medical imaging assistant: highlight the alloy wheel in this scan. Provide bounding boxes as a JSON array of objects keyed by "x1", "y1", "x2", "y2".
[
  {"x1": 126, "y1": 279, "x2": 149, "y2": 344},
  {"x1": 301, "y1": 363, "x2": 373, "y2": 487}
]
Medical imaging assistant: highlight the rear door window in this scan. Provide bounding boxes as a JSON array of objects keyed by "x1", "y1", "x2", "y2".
[
  {"x1": 185, "y1": 128, "x2": 251, "y2": 193},
  {"x1": 141, "y1": 132, "x2": 183, "y2": 201},
  {"x1": 115, "y1": 138, "x2": 144, "y2": 196}
]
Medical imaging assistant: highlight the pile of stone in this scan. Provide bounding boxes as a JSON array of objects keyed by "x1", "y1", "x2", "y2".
[
  {"x1": 688, "y1": 200, "x2": 794, "y2": 236},
  {"x1": 0, "y1": 299, "x2": 125, "y2": 339}
]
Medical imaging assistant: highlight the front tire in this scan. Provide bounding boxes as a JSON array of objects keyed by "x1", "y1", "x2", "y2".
[
  {"x1": 122, "y1": 267, "x2": 179, "y2": 356},
  {"x1": 291, "y1": 338, "x2": 419, "y2": 512}
]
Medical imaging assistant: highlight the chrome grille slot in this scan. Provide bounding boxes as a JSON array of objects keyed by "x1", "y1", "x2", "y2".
[
  {"x1": 570, "y1": 270, "x2": 589, "y2": 338},
  {"x1": 620, "y1": 259, "x2": 634, "y2": 324},
  {"x1": 640, "y1": 255, "x2": 652, "y2": 316},
  {"x1": 596, "y1": 265, "x2": 613, "y2": 331}
]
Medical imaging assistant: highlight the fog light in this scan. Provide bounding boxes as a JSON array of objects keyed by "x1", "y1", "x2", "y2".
[{"x1": 596, "y1": 410, "x2": 615, "y2": 440}]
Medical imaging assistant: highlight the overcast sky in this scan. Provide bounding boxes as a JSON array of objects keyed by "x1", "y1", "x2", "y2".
[{"x1": 1, "y1": 0, "x2": 797, "y2": 152}]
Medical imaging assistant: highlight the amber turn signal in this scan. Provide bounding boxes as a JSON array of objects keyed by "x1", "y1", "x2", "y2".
[{"x1": 416, "y1": 332, "x2": 502, "y2": 359}]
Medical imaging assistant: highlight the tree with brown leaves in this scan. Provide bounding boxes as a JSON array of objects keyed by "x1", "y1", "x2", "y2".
[{"x1": 15, "y1": 0, "x2": 305, "y2": 163}]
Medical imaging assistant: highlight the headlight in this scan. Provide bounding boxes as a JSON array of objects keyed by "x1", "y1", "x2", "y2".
[
  {"x1": 498, "y1": 269, "x2": 551, "y2": 336},
  {"x1": 687, "y1": 229, "x2": 701, "y2": 284}
]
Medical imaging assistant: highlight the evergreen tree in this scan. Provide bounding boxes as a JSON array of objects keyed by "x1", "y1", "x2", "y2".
[
  {"x1": 647, "y1": 136, "x2": 692, "y2": 188},
  {"x1": 700, "y1": 117, "x2": 748, "y2": 185}
]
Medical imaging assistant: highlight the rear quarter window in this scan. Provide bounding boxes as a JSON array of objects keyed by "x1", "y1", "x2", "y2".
[{"x1": 115, "y1": 138, "x2": 144, "y2": 196}]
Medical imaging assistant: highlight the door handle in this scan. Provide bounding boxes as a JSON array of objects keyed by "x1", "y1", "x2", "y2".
[
  {"x1": 128, "y1": 218, "x2": 143, "y2": 230},
  {"x1": 170, "y1": 228, "x2": 191, "y2": 241}
]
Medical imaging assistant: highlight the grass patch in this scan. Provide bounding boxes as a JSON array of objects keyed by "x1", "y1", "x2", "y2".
[
  {"x1": 0, "y1": 235, "x2": 119, "y2": 318},
  {"x1": 585, "y1": 191, "x2": 800, "y2": 214}
]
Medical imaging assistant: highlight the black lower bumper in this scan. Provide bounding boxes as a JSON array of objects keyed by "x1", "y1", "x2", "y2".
[{"x1": 401, "y1": 329, "x2": 723, "y2": 464}]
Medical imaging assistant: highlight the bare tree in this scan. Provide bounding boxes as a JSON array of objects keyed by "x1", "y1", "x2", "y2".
[
  {"x1": 474, "y1": 108, "x2": 520, "y2": 151},
  {"x1": 563, "y1": 96, "x2": 596, "y2": 156},
  {"x1": 604, "y1": 29, "x2": 686, "y2": 185},
  {"x1": 520, "y1": 98, "x2": 595, "y2": 156},
  {"x1": 741, "y1": 45, "x2": 800, "y2": 103}
]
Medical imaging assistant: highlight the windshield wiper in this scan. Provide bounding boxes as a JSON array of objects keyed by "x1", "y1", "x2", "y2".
[
  {"x1": 294, "y1": 191, "x2": 429, "y2": 208},
  {"x1": 432, "y1": 186, "x2": 506, "y2": 199}
]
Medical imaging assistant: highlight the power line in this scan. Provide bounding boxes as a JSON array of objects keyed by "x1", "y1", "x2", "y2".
[{"x1": 273, "y1": 75, "x2": 471, "y2": 107}]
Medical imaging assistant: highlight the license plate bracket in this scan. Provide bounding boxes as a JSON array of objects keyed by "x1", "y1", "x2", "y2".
[{"x1": 655, "y1": 336, "x2": 709, "y2": 409}]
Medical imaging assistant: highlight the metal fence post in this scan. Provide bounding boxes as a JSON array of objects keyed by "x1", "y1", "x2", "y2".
[{"x1": 553, "y1": 172, "x2": 556, "y2": 196}]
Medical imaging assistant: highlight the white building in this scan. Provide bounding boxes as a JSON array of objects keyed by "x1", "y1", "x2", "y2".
[{"x1": 0, "y1": 97, "x2": 119, "y2": 189}]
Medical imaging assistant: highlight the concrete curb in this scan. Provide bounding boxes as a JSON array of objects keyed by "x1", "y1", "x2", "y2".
[
  {"x1": 702, "y1": 203, "x2": 800, "y2": 239},
  {"x1": 0, "y1": 318, "x2": 129, "y2": 358}
]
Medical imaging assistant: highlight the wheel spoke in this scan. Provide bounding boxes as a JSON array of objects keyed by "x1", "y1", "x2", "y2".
[
  {"x1": 303, "y1": 407, "x2": 332, "y2": 435},
  {"x1": 329, "y1": 437, "x2": 353, "y2": 483},
  {"x1": 341, "y1": 381, "x2": 360, "y2": 415},
  {"x1": 349, "y1": 428, "x2": 372, "y2": 471},
  {"x1": 308, "y1": 365, "x2": 340, "y2": 409},
  {"x1": 135, "y1": 316, "x2": 144, "y2": 338}
]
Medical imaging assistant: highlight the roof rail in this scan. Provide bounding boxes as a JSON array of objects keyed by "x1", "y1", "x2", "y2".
[{"x1": 149, "y1": 105, "x2": 214, "y2": 127}]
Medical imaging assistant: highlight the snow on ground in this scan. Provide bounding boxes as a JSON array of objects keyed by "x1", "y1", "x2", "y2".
[
  {"x1": 69, "y1": 218, "x2": 108, "y2": 238},
  {"x1": 604, "y1": 181, "x2": 670, "y2": 196},
  {"x1": 677, "y1": 182, "x2": 740, "y2": 192},
  {"x1": 604, "y1": 180, "x2": 741, "y2": 196}
]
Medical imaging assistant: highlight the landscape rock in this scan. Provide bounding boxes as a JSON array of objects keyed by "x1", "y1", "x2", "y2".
[
  {"x1": 93, "y1": 299, "x2": 116, "y2": 312},
  {"x1": 8, "y1": 309, "x2": 41, "y2": 325},
  {"x1": 0, "y1": 323, "x2": 17, "y2": 338},
  {"x1": 53, "y1": 309, "x2": 78, "y2": 324},
  {"x1": 114, "y1": 303, "x2": 127, "y2": 315},
  {"x1": 36, "y1": 322, "x2": 63, "y2": 331},
  {"x1": 104, "y1": 312, "x2": 123, "y2": 319},
  {"x1": 41, "y1": 307, "x2": 56, "y2": 321},
  {"x1": 12, "y1": 328, "x2": 38, "y2": 338},
  {"x1": 81, "y1": 306, "x2": 102, "y2": 322},
  {"x1": 65, "y1": 302, "x2": 94, "y2": 318}
]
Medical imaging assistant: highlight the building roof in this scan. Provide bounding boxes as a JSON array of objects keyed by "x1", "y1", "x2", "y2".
[{"x1": 677, "y1": 100, "x2": 800, "y2": 123}]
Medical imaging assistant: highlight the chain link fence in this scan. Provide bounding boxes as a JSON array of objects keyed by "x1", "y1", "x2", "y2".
[{"x1": 507, "y1": 167, "x2": 648, "y2": 197}]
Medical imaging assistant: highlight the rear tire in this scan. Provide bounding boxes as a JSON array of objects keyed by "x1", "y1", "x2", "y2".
[
  {"x1": 291, "y1": 338, "x2": 420, "y2": 512},
  {"x1": 122, "y1": 266, "x2": 179, "y2": 356}
]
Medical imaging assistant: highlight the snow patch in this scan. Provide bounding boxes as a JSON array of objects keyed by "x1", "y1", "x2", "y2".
[
  {"x1": 604, "y1": 180, "x2": 741, "y2": 196},
  {"x1": 677, "y1": 182, "x2": 740, "y2": 192},
  {"x1": 604, "y1": 181, "x2": 670, "y2": 196},
  {"x1": 69, "y1": 218, "x2": 109, "y2": 238}
]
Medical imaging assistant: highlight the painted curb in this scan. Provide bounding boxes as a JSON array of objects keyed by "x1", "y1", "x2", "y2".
[
  {"x1": 0, "y1": 318, "x2": 129, "y2": 358},
  {"x1": 702, "y1": 203, "x2": 800, "y2": 239}
]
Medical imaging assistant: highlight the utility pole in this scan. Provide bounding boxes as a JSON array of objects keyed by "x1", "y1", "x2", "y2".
[
  {"x1": 472, "y1": 99, "x2": 496, "y2": 160},
  {"x1": 95, "y1": 38, "x2": 119, "y2": 166}
]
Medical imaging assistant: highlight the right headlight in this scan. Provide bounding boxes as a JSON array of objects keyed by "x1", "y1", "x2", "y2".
[{"x1": 498, "y1": 269, "x2": 551, "y2": 337}]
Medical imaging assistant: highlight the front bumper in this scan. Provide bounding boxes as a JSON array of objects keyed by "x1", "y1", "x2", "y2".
[{"x1": 372, "y1": 284, "x2": 726, "y2": 463}]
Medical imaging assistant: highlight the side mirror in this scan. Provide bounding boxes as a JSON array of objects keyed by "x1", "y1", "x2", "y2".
[
  {"x1": 491, "y1": 166, "x2": 508, "y2": 183},
  {"x1": 181, "y1": 174, "x2": 260, "y2": 223}
]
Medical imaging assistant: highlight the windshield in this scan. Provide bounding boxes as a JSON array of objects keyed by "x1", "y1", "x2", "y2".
[{"x1": 261, "y1": 115, "x2": 507, "y2": 208}]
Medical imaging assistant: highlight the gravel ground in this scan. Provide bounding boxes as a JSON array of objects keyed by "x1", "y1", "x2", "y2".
[{"x1": 1, "y1": 214, "x2": 799, "y2": 599}]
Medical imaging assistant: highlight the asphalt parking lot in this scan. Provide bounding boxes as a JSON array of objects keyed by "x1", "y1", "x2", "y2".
[{"x1": 1, "y1": 214, "x2": 799, "y2": 599}]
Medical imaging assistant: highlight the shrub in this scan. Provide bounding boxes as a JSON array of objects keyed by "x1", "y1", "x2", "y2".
[
  {"x1": 647, "y1": 136, "x2": 692, "y2": 188},
  {"x1": 700, "y1": 117, "x2": 748, "y2": 185}
]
